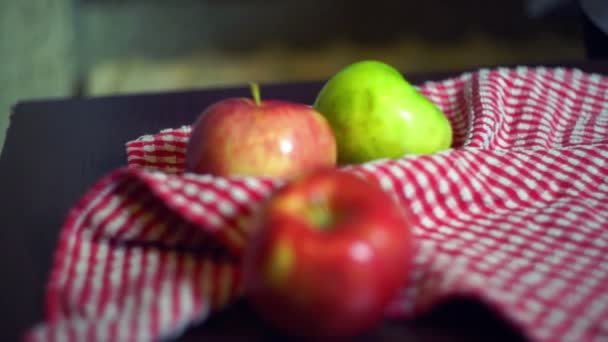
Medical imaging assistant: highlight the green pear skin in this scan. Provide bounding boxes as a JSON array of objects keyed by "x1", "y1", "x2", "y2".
[{"x1": 313, "y1": 60, "x2": 453, "y2": 164}]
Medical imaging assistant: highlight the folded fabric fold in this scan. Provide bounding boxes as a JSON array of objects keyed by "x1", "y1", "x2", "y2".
[{"x1": 27, "y1": 66, "x2": 608, "y2": 342}]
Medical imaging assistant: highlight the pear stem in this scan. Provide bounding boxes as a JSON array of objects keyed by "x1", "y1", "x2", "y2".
[{"x1": 249, "y1": 82, "x2": 261, "y2": 107}]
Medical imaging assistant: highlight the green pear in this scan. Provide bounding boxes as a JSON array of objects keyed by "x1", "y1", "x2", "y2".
[{"x1": 313, "y1": 60, "x2": 453, "y2": 165}]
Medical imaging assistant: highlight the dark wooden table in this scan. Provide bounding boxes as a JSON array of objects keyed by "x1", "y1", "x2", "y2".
[{"x1": 2, "y1": 60, "x2": 607, "y2": 341}]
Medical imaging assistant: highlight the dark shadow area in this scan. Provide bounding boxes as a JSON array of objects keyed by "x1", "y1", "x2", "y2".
[{"x1": 177, "y1": 295, "x2": 529, "y2": 342}]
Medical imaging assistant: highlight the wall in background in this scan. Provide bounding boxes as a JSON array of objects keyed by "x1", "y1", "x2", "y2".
[
  {"x1": 74, "y1": 0, "x2": 585, "y2": 94},
  {"x1": 0, "y1": 0, "x2": 75, "y2": 152}
]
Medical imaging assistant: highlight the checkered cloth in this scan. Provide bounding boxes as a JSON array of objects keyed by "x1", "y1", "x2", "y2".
[{"x1": 27, "y1": 67, "x2": 608, "y2": 342}]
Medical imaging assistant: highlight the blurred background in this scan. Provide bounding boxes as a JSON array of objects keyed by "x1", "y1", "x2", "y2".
[{"x1": 0, "y1": 0, "x2": 599, "y2": 151}]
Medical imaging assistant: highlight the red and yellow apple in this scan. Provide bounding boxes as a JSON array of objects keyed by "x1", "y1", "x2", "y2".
[
  {"x1": 185, "y1": 83, "x2": 337, "y2": 178},
  {"x1": 243, "y1": 168, "x2": 414, "y2": 339}
]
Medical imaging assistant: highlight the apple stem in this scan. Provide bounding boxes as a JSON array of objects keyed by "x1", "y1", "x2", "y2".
[{"x1": 249, "y1": 82, "x2": 262, "y2": 107}]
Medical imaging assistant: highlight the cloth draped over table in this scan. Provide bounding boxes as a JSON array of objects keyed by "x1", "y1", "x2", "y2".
[{"x1": 26, "y1": 67, "x2": 608, "y2": 342}]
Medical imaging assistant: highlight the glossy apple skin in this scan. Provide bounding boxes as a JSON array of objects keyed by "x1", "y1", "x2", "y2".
[
  {"x1": 243, "y1": 169, "x2": 413, "y2": 339},
  {"x1": 313, "y1": 60, "x2": 453, "y2": 164},
  {"x1": 186, "y1": 98, "x2": 337, "y2": 178}
]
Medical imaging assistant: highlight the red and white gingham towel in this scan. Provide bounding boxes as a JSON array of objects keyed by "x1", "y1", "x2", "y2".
[{"x1": 27, "y1": 67, "x2": 608, "y2": 342}]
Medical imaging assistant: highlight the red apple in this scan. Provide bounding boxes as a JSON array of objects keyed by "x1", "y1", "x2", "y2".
[
  {"x1": 185, "y1": 83, "x2": 337, "y2": 178},
  {"x1": 243, "y1": 168, "x2": 414, "y2": 339}
]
